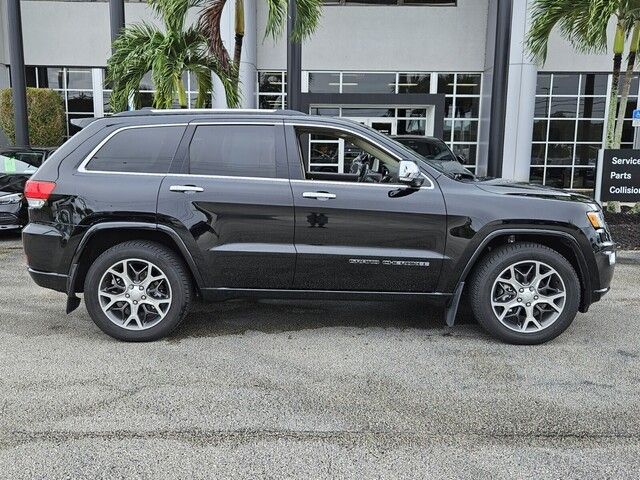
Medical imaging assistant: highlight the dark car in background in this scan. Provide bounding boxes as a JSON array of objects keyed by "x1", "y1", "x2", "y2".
[
  {"x1": 393, "y1": 135, "x2": 476, "y2": 180},
  {"x1": 0, "y1": 148, "x2": 54, "y2": 230}
]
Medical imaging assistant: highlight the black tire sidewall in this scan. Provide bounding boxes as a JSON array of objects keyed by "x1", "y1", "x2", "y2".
[
  {"x1": 472, "y1": 246, "x2": 580, "y2": 345},
  {"x1": 85, "y1": 244, "x2": 189, "y2": 341}
]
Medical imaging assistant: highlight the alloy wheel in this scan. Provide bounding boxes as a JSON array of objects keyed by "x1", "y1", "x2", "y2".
[
  {"x1": 490, "y1": 260, "x2": 567, "y2": 333},
  {"x1": 98, "y1": 258, "x2": 172, "y2": 330}
]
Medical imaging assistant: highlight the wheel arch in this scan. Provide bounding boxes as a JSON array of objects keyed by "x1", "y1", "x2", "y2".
[
  {"x1": 68, "y1": 222, "x2": 204, "y2": 300},
  {"x1": 454, "y1": 229, "x2": 592, "y2": 314}
]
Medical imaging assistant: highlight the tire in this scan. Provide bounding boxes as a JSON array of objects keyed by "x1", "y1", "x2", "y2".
[
  {"x1": 468, "y1": 242, "x2": 580, "y2": 345},
  {"x1": 84, "y1": 240, "x2": 192, "y2": 341}
]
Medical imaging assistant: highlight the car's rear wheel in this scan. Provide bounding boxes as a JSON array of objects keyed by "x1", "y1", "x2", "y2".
[
  {"x1": 468, "y1": 242, "x2": 580, "y2": 345},
  {"x1": 84, "y1": 241, "x2": 192, "y2": 341}
]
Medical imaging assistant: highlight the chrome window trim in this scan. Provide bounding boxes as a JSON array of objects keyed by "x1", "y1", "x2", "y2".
[
  {"x1": 77, "y1": 120, "x2": 436, "y2": 190},
  {"x1": 78, "y1": 121, "x2": 281, "y2": 175},
  {"x1": 285, "y1": 121, "x2": 435, "y2": 190},
  {"x1": 167, "y1": 173, "x2": 290, "y2": 182},
  {"x1": 290, "y1": 178, "x2": 433, "y2": 190}
]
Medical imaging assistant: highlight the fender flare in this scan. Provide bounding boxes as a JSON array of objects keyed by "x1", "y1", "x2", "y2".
[
  {"x1": 444, "y1": 228, "x2": 592, "y2": 326},
  {"x1": 66, "y1": 222, "x2": 205, "y2": 312}
]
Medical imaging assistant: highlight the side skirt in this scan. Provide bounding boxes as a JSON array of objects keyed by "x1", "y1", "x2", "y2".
[{"x1": 201, "y1": 287, "x2": 452, "y2": 303}]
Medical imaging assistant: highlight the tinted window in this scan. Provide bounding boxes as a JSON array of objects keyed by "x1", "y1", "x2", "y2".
[
  {"x1": 189, "y1": 125, "x2": 277, "y2": 178},
  {"x1": 86, "y1": 126, "x2": 185, "y2": 173}
]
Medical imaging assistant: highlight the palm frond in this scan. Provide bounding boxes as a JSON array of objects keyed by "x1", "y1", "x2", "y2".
[
  {"x1": 526, "y1": 0, "x2": 612, "y2": 63},
  {"x1": 264, "y1": 0, "x2": 288, "y2": 40},
  {"x1": 197, "y1": 0, "x2": 232, "y2": 72},
  {"x1": 107, "y1": 23, "x2": 164, "y2": 111},
  {"x1": 147, "y1": 0, "x2": 201, "y2": 33},
  {"x1": 263, "y1": 0, "x2": 323, "y2": 41}
]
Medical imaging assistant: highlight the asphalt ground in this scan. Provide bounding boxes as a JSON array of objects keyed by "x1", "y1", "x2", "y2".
[{"x1": 0, "y1": 231, "x2": 639, "y2": 479}]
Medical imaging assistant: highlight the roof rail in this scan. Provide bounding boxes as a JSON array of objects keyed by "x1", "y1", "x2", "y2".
[{"x1": 113, "y1": 108, "x2": 306, "y2": 117}]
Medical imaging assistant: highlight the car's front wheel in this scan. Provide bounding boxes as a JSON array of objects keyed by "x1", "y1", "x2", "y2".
[
  {"x1": 468, "y1": 242, "x2": 580, "y2": 345},
  {"x1": 84, "y1": 241, "x2": 192, "y2": 341}
]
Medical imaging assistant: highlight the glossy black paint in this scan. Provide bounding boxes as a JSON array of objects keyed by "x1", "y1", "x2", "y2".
[{"x1": 21, "y1": 111, "x2": 615, "y2": 318}]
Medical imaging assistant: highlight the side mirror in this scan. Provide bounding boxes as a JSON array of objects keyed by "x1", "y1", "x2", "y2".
[
  {"x1": 456, "y1": 155, "x2": 466, "y2": 164},
  {"x1": 398, "y1": 160, "x2": 424, "y2": 187}
]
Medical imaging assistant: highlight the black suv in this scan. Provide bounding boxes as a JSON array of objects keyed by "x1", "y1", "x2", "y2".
[{"x1": 22, "y1": 110, "x2": 616, "y2": 344}]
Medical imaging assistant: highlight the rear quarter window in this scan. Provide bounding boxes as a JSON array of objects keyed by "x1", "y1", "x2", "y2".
[{"x1": 85, "y1": 125, "x2": 185, "y2": 173}]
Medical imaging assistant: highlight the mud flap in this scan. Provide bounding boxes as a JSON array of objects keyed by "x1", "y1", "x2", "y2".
[
  {"x1": 444, "y1": 282, "x2": 464, "y2": 327},
  {"x1": 66, "y1": 294, "x2": 81, "y2": 314},
  {"x1": 66, "y1": 263, "x2": 81, "y2": 314}
]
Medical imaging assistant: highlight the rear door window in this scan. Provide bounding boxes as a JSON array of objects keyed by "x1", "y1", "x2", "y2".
[
  {"x1": 188, "y1": 125, "x2": 278, "y2": 178},
  {"x1": 85, "y1": 125, "x2": 185, "y2": 173}
]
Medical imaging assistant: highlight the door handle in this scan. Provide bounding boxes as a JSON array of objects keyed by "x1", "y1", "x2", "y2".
[
  {"x1": 170, "y1": 185, "x2": 204, "y2": 193},
  {"x1": 303, "y1": 191, "x2": 336, "y2": 200}
]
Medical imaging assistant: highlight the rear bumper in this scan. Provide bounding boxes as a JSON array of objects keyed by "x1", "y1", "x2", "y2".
[
  {"x1": 22, "y1": 222, "x2": 68, "y2": 275},
  {"x1": 28, "y1": 268, "x2": 68, "y2": 293}
]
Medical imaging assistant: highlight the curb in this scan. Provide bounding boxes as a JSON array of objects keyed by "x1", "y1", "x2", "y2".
[{"x1": 617, "y1": 250, "x2": 640, "y2": 266}]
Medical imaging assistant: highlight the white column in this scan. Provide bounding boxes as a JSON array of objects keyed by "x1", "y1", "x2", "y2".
[
  {"x1": 211, "y1": 0, "x2": 257, "y2": 109},
  {"x1": 92, "y1": 68, "x2": 104, "y2": 117},
  {"x1": 501, "y1": 0, "x2": 538, "y2": 181}
]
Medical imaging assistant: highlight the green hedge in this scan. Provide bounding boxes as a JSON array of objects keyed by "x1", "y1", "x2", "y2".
[{"x1": 0, "y1": 88, "x2": 66, "y2": 147}]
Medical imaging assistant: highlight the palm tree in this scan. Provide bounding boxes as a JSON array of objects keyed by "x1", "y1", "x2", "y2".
[
  {"x1": 107, "y1": 0, "x2": 238, "y2": 112},
  {"x1": 527, "y1": 0, "x2": 640, "y2": 149},
  {"x1": 198, "y1": 0, "x2": 323, "y2": 103}
]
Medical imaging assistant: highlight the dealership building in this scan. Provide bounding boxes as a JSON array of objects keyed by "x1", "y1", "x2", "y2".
[{"x1": 0, "y1": 0, "x2": 633, "y2": 196}]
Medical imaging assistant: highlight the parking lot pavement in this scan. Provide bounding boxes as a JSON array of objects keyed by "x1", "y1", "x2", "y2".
[{"x1": 0, "y1": 232, "x2": 639, "y2": 479}]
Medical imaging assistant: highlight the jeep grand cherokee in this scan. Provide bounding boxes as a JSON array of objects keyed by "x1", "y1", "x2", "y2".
[{"x1": 22, "y1": 110, "x2": 616, "y2": 343}]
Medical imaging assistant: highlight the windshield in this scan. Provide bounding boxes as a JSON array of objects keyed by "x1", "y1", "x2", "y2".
[
  {"x1": 0, "y1": 151, "x2": 43, "y2": 175},
  {"x1": 392, "y1": 137, "x2": 475, "y2": 180}
]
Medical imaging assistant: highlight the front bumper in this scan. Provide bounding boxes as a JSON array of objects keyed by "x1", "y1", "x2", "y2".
[{"x1": 590, "y1": 242, "x2": 616, "y2": 304}]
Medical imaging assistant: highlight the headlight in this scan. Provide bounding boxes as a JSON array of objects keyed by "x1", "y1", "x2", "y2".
[
  {"x1": 587, "y1": 210, "x2": 606, "y2": 230},
  {"x1": 0, "y1": 193, "x2": 23, "y2": 205}
]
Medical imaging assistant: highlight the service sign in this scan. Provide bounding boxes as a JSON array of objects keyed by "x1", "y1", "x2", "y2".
[{"x1": 596, "y1": 150, "x2": 640, "y2": 202}]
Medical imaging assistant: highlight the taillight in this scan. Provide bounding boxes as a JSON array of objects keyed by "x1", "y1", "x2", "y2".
[{"x1": 24, "y1": 180, "x2": 56, "y2": 208}]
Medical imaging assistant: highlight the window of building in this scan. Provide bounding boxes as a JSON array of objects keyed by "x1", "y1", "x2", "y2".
[
  {"x1": 189, "y1": 125, "x2": 277, "y2": 178},
  {"x1": 85, "y1": 126, "x2": 185, "y2": 173},
  {"x1": 257, "y1": 71, "x2": 287, "y2": 110},
  {"x1": 102, "y1": 70, "x2": 210, "y2": 114},
  {"x1": 258, "y1": 70, "x2": 480, "y2": 170},
  {"x1": 25, "y1": 66, "x2": 95, "y2": 137},
  {"x1": 531, "y1": 73, "x2": 622, "y2": 195},
  {"x1": 437, "y1": 73, "x2": 481, "y2": 171}
]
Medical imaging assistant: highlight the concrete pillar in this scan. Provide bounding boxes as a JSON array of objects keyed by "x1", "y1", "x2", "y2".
[
  {"x1": 286, "y1": 0, "x2": 302, "y2": 111},
  {"x1": 7, "y1": 0, "x2": 29, "y2": 147},
  {"x1": 501, "y1": 0, "x2": 537, "y2": 181},
  {"x1": 109, "y1": 0, "x2": 125, "y2": 47},
  {"x1": 211, "y1": 0, "x2": 257, "y2": 109}
]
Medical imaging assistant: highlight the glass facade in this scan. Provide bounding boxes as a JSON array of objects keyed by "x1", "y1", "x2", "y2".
[
  {"x1": 25, "y1": 66, "x2": 95, "y2": 137},
  {"x1": 25, "y1": 66, "x2": 211, "y2": 136},
  {"x1": 257, "y1": 71, "x2": 287, "y2": 110},
  {"x1": 103, "y1": 71, "x2": 210, "y2": 114},
  {"x1": 531, "y1": 72, "x2": 639, "y2": 196},
  {"x1": 438, "y1": 73, "x2": 481, "y2": 170},
  {"x1": 257, "y1": 70, "x2": 482, "y2": 170}
]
